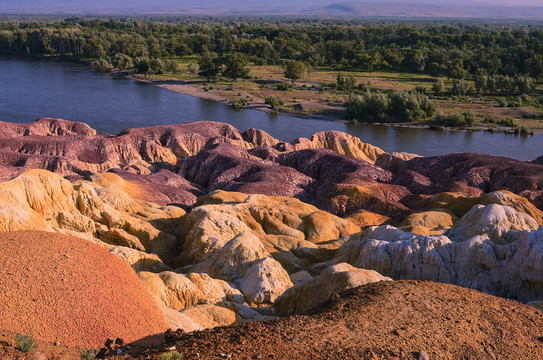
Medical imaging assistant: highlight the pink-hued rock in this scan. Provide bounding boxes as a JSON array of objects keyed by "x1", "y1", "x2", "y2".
[
  {"x1": 0, "y1": 118, "x2": 542, "y2": 225},
  {"x1": 0, "y1": 119, "x2": 252, "y2": 182},
  {"x1": 401, "y1": 153, "x2": 543, "y2": 195},
  {"x1": 178, "y1": 143, "x2": 313, "y2": 199},
  {"x1": 0, "y1": 117, "x2": 97, "y2": 137}
]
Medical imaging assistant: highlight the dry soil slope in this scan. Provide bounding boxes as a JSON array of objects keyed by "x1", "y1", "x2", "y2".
[
  {"x1": 152, "y1": 281, "x2": 543, "y2": 360},
  {"x1": 0, "y1": 231, "x2": 169, "y2": 347}
]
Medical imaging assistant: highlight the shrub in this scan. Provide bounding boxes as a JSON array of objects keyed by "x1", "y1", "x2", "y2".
[
  {"x1": 462, "y1": 110, "x2": 476, "y2": 126},
  {"x1": 434, "y1": 111, "x2": 476, "y2": 127},
  {"x1": 232, "y1": 98, "x2": 249, "y2": 110},
  {"x1": 15, "y1": 333, "x2": 38, "y2": 353},
  {"x1": 346, "y1": 92, "x2": 390, "y2": 121},
  {"x1": 357, "y1": 81, "x2": 372, "y2": 92},
  {"x1": 160, "y1": 351, "x2": 184, "y2": 360},
  {"x1": 435, "y1": 113, "x2": 465, "y2": 127},
  {"x1": 347, "y1": 90, "x2": 435, "y2": 122},
  {"x1": 414, "y1": 86, "x2": 426, "y2": 94},
  {"x1": 81, "y1": 348, "x2": 99, "y2": 359},
  {"x1": 483, "y1": 116, "x2": 497, "y2": 123},
  {"x1": 336, "y1": 72, "x2": 357, "y2": 91},
  {"x1": 518, "y1": 94, "x2": 538, "y2": 107},
  {"x1": 275, "y1": 83, "x2": 293, "y2": 91},
  {"x1": 520, "y1": 127, "x2": 530, "y2": 135},
  {"x1": 389, "y1": 91, "x2": 436, "y2": 121},
  {"x1": 499, "y1": 117, "x2": 518, "y2": 127},
  {"x1": 497, "y1": 97, "x2": 508, "y2": 107},
  {"x1": 265, "y1": 96, "x2": 284, "y2": 112}
]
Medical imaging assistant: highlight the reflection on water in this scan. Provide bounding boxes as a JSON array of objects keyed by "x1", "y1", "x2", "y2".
[{"x1": 0, "y1": 56, "x2": 541, "y2": 161}]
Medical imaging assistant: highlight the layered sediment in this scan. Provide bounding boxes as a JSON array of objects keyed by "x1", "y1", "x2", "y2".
[{"x1": 0, "y1": 118, "x2": 542, "y2": 352}]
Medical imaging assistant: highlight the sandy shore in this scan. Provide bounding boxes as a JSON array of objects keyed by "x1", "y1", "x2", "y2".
[
  {"x1": 157, "y1": 81, "x2": 340, "y2": 119},
  {"x1": 158, "y1": 83, "x2": 230, "y2": 103}
]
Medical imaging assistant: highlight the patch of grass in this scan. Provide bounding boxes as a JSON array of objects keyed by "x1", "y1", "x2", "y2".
[
  {"x1": 160, "y1": 351, "x2": 184, "y2": 360},
  {"x1": 15, "y1": 333, "x2": 38, "y2": 353},
  {"x1": 80, "y1": 348, "x2": 99, "y2": 359},
  {"x1": 177, "y1": 55, "x2": 199, "y2": 63}
]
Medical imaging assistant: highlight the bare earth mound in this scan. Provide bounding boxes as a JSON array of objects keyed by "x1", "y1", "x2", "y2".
[
  {"x1": 0, "y1": 231, "x2": 169, "y2": 347},
  {"x1": 148, "y1": 281, "x2": 543, "y2": 359}
]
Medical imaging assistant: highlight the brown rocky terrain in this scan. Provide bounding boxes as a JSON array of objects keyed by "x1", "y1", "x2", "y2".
[
  {"x1": 0, "y1": 118, "x2": 543, "y2": 358},
  {"x1": 124, "y1": 281, "x2": 543, "y2": 359}
]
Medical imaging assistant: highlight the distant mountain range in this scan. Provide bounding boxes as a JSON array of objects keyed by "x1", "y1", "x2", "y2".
[
  {"x1": 311, "y1": 2, "x2": 543, "y2": 19},
  {"x1": 1, "y1": 0, "x2": 543, "y2": 20}
]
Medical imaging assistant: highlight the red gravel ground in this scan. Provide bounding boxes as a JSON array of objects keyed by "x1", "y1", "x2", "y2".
[
  {"x1": 0, "y1": 231, "x2": 169, "y2": 348},
  {"x1": 128, "y1": 281, "x2": 543, "y2": 360}
]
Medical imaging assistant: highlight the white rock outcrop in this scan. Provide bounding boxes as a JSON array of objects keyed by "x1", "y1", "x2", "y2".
[{"x1": 335, "y1": 205, "x2": 543, "y2": 301}]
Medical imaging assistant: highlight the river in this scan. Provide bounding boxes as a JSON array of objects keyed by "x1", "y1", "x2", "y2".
[{"x1": 0, "y1": 56, "x2": 541, "y2": 161}]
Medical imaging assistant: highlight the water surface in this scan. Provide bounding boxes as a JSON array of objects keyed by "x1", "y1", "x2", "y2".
[{"x1": 0, "y1": 56, "x2": 541, "y2": 161}]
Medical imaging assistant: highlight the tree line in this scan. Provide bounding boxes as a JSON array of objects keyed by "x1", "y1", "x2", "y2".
[{"x1": 2, "y1": 18, "x2": 543, "y2": 79}]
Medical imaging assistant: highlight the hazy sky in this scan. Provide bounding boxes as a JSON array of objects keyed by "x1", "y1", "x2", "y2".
[
  {"x1": 472, "y1": 0, "x2": 540, "y2": 4},
  {"x1": 2, "y1": 0, "x2": 543, "y2": 5},
  {"x1": 1, "y1": 0, "x2": 543, "y2": 16}
]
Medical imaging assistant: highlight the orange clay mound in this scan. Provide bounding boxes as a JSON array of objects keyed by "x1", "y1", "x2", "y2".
[{"x1": 0, "y1": 231, "x2": 169, "y2": 347}]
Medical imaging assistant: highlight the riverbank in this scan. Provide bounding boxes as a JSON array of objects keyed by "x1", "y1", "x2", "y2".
[
  {"x1": 132, "y1": 73, "x2": 543, "y2": 136},
  {"x1": 9, "y1": 55, "x2": 543, "y2": 135}
]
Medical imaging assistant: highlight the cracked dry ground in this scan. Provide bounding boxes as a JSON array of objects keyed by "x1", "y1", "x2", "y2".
[{"x1": 119, "y1": 281, "x2": 543, "y2": 360}]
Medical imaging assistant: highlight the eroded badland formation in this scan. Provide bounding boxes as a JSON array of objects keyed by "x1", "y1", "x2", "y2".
[{"x1": 1, "y1": 118, "x2": 543, "y2": 359}]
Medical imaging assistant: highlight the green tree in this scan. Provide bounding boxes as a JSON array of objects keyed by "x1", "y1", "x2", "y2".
[
  {"x1": 432, "y1": 78, "x2": 446, "y2": 95},
  {"x1": 92, "y1": 58, "x2": 111, "y2": 72},
  {"x1": 252, "y1": 38, "x2": 275, "y2": 66},
  {"x1": 515, "y1": 76, "x2": 535, "y2": 94},
  {"x1": 222, "y1": 52, "x2": 250, "y2": 82},
  {"x1": 284, "y1": 60, "x2": 307, "y2": 83},
  {"x1": 163, "y1": 59, "x2": 180, "y2": 74},
  {"x1": 134, "y1": 56, "x2": 151, "y2": 76},
  {"x1": 187, "y1": 62, "x2": 198, "y2": 74},
  {"x1": 336, "y1": 72, "x2": 356, "y2": 91},
  {"x1": 451, "y1": 79, "x2": 468, "y2": 95},
  {"x1": 149, "y1": 58, "x2": 165, "y2": 74},
  {"x1": 197, "y1": 51, "x2": 221, "y2": 82},
  {"x1": 111, "y1": 53, "x2": 133, "y2": 71},
  {"x1": 474, "y1": 74, "x2": 487, "y2": 94}
]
